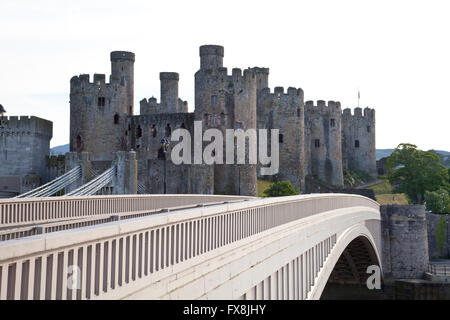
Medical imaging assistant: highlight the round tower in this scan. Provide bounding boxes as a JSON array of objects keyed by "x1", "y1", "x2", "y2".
[
  {"x1": 111, "y1": 51, "x2": 135, "y2": 115},
  {"x1": 199, "y1": 45, "x2": 224, "y2": 70},
  {"x1": 160, "y1": 72, "x2": 179, "y2": 113}
]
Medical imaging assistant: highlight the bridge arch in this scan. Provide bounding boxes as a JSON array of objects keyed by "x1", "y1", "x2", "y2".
[{"x1": 310, "y1": 225, "x2": 382, "y2": 300}]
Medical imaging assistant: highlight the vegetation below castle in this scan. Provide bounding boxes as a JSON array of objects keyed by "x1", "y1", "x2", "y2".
[{"x1": 343, "y1": 168, "x2": 373, "y2": 188}]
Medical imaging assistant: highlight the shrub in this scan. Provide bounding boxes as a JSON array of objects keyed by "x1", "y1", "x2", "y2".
[{"x1": 263, "y1": 181, "x2": 299, "y2": 197}]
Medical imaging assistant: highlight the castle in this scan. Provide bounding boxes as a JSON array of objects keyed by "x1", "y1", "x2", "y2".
[{"x1": 68, "y1": 45, "x2": 376, "y2": 197}]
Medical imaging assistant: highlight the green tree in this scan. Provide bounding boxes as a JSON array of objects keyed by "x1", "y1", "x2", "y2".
[
  {"x1": 263, "y1": 181, "x2": 299, "y2": 197},
  {"x1": 435, "y1": 215, "x2": 447, "y2": 257},
  {"x1": 386, "y1": 143, "x2": 449, "y2": 203},
  {"x1": 424, "y1": 189, "x2": 449, "y2": 213}
]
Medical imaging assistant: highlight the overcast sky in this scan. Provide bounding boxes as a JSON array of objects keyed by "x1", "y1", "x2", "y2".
[{"x1": 0, "y1": 0, "x2": 449, "y2": 150}]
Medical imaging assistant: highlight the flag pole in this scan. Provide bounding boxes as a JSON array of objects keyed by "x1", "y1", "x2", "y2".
[{"x1": 357, "y1": 88, "x2": 360, "y2": 108}]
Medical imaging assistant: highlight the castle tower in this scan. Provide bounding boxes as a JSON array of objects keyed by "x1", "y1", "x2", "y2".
[
  {"x1": 160, "y1": 72, "x2": 179, "y2": 113},
  {"x1": 342, "y1": 107, "x2": 376, "y2": 178},
  {"x1": 0, "y1": 116, "x2": 53, "y2": 185},
  {"x1": 139, "y1": 72, "x2": 188, "y2": 115},
  {"x1": 111, "y1": 51, "x2": 135, "y2": 115},
  {"x1": 194, "y1": 45, "x2": 258, "y2": 196},
  {"x1": 199, "y1": 45, "x2": 224, "y2": 70},
  {"x1": 305, "y1": 100, "x2": 344, "y2": 187},
  {"x1": 70, "y1": 52, "x2": 133, "y2": 160},
  {"x1": 257, "y1": 86, "x2": 305, "y2": 191}
]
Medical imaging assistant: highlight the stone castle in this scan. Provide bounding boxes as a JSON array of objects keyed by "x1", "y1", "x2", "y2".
[{"x1": 68, "y1": 45, "x2": 376, "y2": 197}]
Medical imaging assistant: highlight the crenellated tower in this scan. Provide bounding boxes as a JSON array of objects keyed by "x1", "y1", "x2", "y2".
[
  {"x1": 257, "y1": 86, "x2": 305, "y2": 191},
  {"x1": 70, "y1": 69, "x2": 129, "y2": 161},
  {"x1": 0, "y1": 116, "x2": 52, "y2": 183},
  {"x1": 194, "y1": 45, "x2": 258, "y2": 196},
  {"x1": 342, "y1": 107, "x2": 376, "y2": 177},
  {"x1": 305, "y1": 100, "x2": 344, "y2": 187}
]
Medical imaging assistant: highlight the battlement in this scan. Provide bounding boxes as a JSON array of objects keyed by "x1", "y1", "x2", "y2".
[
  {"x1": 110, "y1": 51, "x2": 135, "y2": 62},
  {"x1": 70, "y1": 73, "x2": 124, "y2": 92},
  {"x1": 305, "y1": 100, "x2": 342, "y2": 114},
  {"x1": 0, "y1": 115, "x2": 53, "y2": 137},
  {"x1": 342, "y1": 107, "x2": 375, "y2": 121},
  {"x1": 251, "y1": 67, "x2": 270, "y2": 75},
  {"x1": 260, "y1": 86, "x2": 304, "y2": 99},
  {"x1": 160, "y1": 72, "x2": 179, "y2": 81},
  {"x1": 199, "y1": 45, "x2": 224, "y2": 57}
]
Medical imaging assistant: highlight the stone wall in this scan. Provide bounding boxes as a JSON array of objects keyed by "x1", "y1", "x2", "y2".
[
  {"x1": 380, "y1": 205, "x2": 429, "y2": 279},
  {"x1": 427, "y1": 213, "x2": 450, "y2": 259}
]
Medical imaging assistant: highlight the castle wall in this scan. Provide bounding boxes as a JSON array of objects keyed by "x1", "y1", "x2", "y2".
[
  {"x1": 257, "y1": 86, "x2": 305, "y2": 191},
  {"x1": 0, "y1": 116, "x2": 52, "y2": 184},
  {"x1": 127, "y1": 113, "x2": 213, "y2": 194},
  {"x1": 305, "y1": 100, "x2": 344, "y2": 187},
  {"x1": 342, "y1": 107, "x2": 377, "y2": 177},
  {"x1": 70, "y1": 74, "x2": 129, "y2": 161},
  {"x1": 194, "y1": 46, "x2": 257, "y2": 196}
]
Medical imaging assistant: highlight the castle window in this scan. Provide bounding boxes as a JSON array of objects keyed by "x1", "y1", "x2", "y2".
[
  {"x1": 279, "y1": 134, "x2": 284, "y2": 143},
  {"x1": 97, "y1": 97, "x2": 106, "y2": 107},
  {"x1": 151, "y1": 125, "x2": 157, "y2": 137},
  {"x1": 204, "y1": 113, "x2": 209, "y2": 126},
  {"x1": 355, "y1": 140, "x2": 360, "y2": 148},
  {"x1": 315, "y1": 139, "x2": 320, "y2": 148},
  {"x1": 125, "y1": 130, "x2": 128, "y2": 136},
  {"x1": 330, "y1": 118, "x2": 336, "y2": 127},
  {"x1": 75, "y1": 135, "x2": 82, "y2": 151},
  {"x1": 297, "y1": 108, "x2": 301, "y2": 118},
  {"x1": 180, "y1": 122, "x2": 186, "y2": 129},
  {"x1": 165, "y1": 124, "x2": 172, "y2": 137},
  {"x1": 114, "y1": 114, "x2": 120, "y2": 124},
  {"x1": 367, "y1": 126, "x2": 371, "y2": 133},
  {"x1": 128, "y1": 106, "x2": 132, "y2": 115},
  {"x1": 211, "y1": 95, "x2": 218, "y2": 105},
  {"x1": 235, "y1": 121, "x2": 243, "y2": 129},
  {"x1": 136, "y1": 125, "x2": 142, "y2": 138}
]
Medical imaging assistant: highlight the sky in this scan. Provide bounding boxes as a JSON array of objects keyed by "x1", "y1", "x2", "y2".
[{"x1": 0, "y1": 0, "x2": 449, "y2": 150}]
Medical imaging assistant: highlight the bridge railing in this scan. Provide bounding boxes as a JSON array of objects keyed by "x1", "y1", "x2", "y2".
[
  {"x1": 0, "y1": 194, "x2": 379, "y2": 300},
  {"x1": 0, "y1": 194, "x2": 253, "y2": 228}
]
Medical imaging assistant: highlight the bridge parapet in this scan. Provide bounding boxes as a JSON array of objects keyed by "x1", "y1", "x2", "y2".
[
  {"x1": 0, "y1": 194, "x2": 379, "y2": 300},
  {"x1": 0, "y1": 194, "x2": 253, "y2": 228}
]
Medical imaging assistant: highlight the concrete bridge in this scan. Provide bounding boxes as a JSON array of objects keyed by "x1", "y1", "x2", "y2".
[{"x1": 0, "y1": 193, "x2": 381, "y2": 300}]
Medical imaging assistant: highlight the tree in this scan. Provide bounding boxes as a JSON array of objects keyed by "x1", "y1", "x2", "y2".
[
  {"x1": 424, "y1": 189, "x2": 449, "y2": 213},
  {"x1": 386, "y1": 143, "x2": 449, "y2": 204},
  {"x1": 263, "y1": 181, "x2": 299, "y2": 197}
]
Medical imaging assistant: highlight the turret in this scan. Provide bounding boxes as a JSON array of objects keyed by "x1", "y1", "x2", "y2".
[
  {"x1": 251, "y1": 67, "x2": 270, "y2": 92},
  {"x1": 160, "y1": 72, "x2": 179, "y2": 113},
  {"x1": 111, "y1": 51, "x2": 135, "y2": 115},
  {"x1": 199, "y1": 45, "x2": 224, "y2": 70}
]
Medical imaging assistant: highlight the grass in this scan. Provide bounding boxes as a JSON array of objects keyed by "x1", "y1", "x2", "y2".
[
  {"x1": 368, "y1": 178, "x2": 410, "y2": 205},
  {"x1": 368, "y1": 179, "x2": 394, "y2": 194},
  {"x1": 257, "y1": 179, "x2": 272, "y2": 197},
  {"x1": 375, "y1": 193, "x2": 409, "y2": 205}
]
